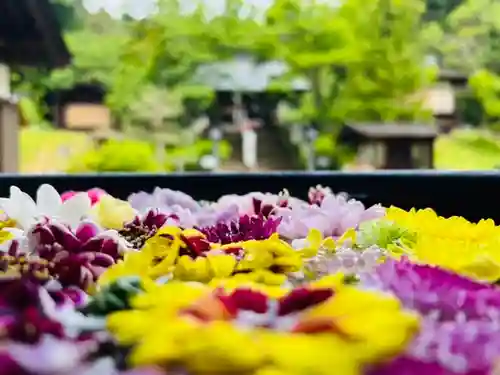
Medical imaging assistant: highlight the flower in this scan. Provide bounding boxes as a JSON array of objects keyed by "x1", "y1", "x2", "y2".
[
  {"x1": 360, "y1": 257, "x2": 500, "y2": 322},
  {"x1": 370, "y1": 318, "x2": 500, "y2": 375},
  {"x1": 100, "y1": 228, "x2": 302, "y2": 285},
  {"x1": 91, "y1": 195, "x2": 137, "y2": 230},
  {"x1": 307, "y1": 185, "x2": 333, "y2": 206},
  {"x1": 25, "y1": 220, "x2": 130, "y2": 290},
  {"x1": 198, "y1": 215, "x2": 281, "y2": 244},
  {"x1": 0, "y1": 185, "x2": 92, "y2": 229},
  {"x1": 128, "y1": 187, "x2": 241, "y2": 227},
  {"x1": 61, "y1": 188, "x2": 107, "y2": 206},
  {"x1": 118, "y1": 209, "x2": 174, "y2": 250},
  {"x1": 385, "y1": 207, "x2": 500, "y2": 282},
  {"x1": 107, "y1": 278, "x2": 419, "y2": 375},
  {"x1": 276, "y1": 193, "x2": 385, "y2": 240}
]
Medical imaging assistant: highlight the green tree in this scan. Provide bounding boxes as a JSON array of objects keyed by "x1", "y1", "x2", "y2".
[{"x1": 263, "y1": 0, "x2": 435, "y2": 131}]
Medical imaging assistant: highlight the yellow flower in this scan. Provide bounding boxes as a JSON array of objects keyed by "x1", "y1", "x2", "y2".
[
  {"x1": 107, "y1": 278, "x2": 418, "y2": 375},
  {"x1": 91, "y1": 195, "x2": 136, "y2": 229},
  {"x1": 295, "y1": 228, "x2": 336, "y2": 258},
  {"x1": 98, "y1": 251, "x2": 154, "y2": 286},
  {"x1": 123, "y1": 228, "x2": 304, "y2": 285},
  {"x1": 386, "y1": 206, "x2": 500, "y2": 281}
]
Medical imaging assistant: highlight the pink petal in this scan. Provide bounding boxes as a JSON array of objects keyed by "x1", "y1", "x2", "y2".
[
  {"x1": 31, "y1": 225, "x2": 56, "y2": 245},
  {"x1": 75, "y1": 222, "x2": 100, "y2": 243},
  {"x1": 61, "y1": 191, "x2": 77, "y2": 203},
  {"x1": 87, "y1": 188, "x2": 106, "y2": 205},
  {"x1": 49, "y1": 223, "x2": 81, "y2": 252}
]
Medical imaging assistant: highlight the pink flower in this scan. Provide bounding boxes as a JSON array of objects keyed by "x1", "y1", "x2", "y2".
[{"x1": 61, "y1": 189, "x2": 106, "y2": 206}]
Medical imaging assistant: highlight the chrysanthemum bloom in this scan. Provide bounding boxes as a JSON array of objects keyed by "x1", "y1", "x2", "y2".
[
  {"x1": 361, "y1": 258, "x2": 500, "y2": 375},
  {"x1": 0, "y1": 184, "x2": 92, "y2": 230},
  {"x1": 360, "y1": 257, "x2": 500, "y2": 321},
  {"x1": 99, "y1": 227, "x2": 302, "y2": 286},
  {"x1": 385, "y1": 207, "x2": 500, "y2": 282},
  {"x1": 118, "y1": 209, "x2": 175, "y2": 250},
  {"x1": 91, "y1": 195, "x2": 137, "y2": 230},
  {"x1": 107, "y1": 277, "x2": 419, "y2": 375},
  {"x1": 276, "y1": 192, "x2": 385, "y2": 240},
  {"x1": 307, "y1": 185, "x2": 333, "y2": 206},
  {"x1": 0, "y1": 278, "x2": 103, "y2": 344},
  {"x1": 23, "y1": 220, "x2": 130, "y2": 290},
  {"x1": 128, "y1": 187, "x2": 240, "y2": 227},
  {"x1": 370, "y1": 318, "x2": 500, "y2": 375},
  {"x1": 197, "y1": 215, "x2": 281, "y2": 244},
  {"x1": 217, "y1": 191, "x2": 292, "y2": 218},
  {"x1": 61, "y1": 188, "x2": 107, "y2": 206},
  {"x1": 290, "y1": 229, "x2": 386, "y2": 282}
]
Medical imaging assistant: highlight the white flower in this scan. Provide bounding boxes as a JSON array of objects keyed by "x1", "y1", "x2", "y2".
[{"x1": 0, "y1": 184, "x2": 91, "y2": 229}]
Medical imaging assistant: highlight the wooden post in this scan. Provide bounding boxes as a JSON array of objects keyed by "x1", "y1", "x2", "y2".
[
  {"x1": 0, "y1": 98, "x2": 19, "y2": 173},
  {"x1": 0, "y1": 64, "x2": 18, "y2": 173}
]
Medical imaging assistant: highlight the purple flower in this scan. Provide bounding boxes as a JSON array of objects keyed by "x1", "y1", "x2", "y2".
[
  {"x1": 366, "y1": 258, "x2": 500, "y2": 375},
  {"x1": 127, "y1": 188, "x2": 240, "y2": 227},
  {"x1": 276, "y1": 192, "x2": 385, "y2": 239},
  {"x1": 198, "y1": 215, "x2": 282, "y2": 244},
  {"x1": 362, "y1": 258, "x2": 500, "y2": 321},
  {"x1": 128, "y1": 187, "x2": 200, "y2": 213},
  {"x1": 371, "y1": 318, "x2": 500, "y2": 375}
]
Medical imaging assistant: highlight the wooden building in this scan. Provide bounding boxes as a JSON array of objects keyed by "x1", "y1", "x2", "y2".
[
  {"x1": 339, "y1": 124, "x2": 438, "y2": 169},
  {"x1": 0, "y1": 0, "x2": 70, "y2": 172},
  {"x1": 44, "y1": 83, "x2": 111, "y2": 131}
]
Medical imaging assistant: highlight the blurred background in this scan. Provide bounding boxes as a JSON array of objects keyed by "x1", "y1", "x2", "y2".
[{"x1": 1, "y1": 0, "x2": 499, "y2": 174}]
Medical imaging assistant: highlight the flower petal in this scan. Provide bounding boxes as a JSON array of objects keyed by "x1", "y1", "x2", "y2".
[
  {"x1": 36, "y1": 184, "x2": 62, "y2": 217},
  {"x1": 75, "y1": 221, "x2": 100, "y2": 243},
  {"x1": 59, "y1": 192, "x2": 92, "y2": 228}
]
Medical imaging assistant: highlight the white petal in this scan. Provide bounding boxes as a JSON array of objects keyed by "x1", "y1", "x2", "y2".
[
  {"x1": 36, "y1": 184, "x2": 62, "y2": 216},
  {"x1": 59, "y1": 193, "x2": 92, "y2": 228},
  {"x1": 0, "y1": 198, "x2": 19, "y2": 221}
]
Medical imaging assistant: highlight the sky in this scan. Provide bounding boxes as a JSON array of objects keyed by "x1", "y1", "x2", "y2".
[{"x1": 82, "y1": 0, "x2": 340, "y2": 20}]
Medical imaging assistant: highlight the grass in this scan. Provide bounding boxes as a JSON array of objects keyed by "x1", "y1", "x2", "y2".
[
  {"x1": 434, "y1": 128, "x2": 500, "y2": 170},
  {"x1": 20, "y1": 128, "x2": 92, "y2": 173}
]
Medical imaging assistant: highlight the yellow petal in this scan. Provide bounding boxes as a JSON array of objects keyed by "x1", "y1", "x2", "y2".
[
  {"x1": 322, "y1": 237, "x2": 337, "y2": 251},
  {"x1": 307, "y1": 228, "x2": 323, "y2": 247},
  {"x1": 207, "y1": 254, "x2": 237, "y2": 278}
]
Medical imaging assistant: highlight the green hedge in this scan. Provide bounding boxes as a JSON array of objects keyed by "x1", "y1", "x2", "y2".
[{"x1": 66, "y1": 139, "x2": 232, "y2": 173}]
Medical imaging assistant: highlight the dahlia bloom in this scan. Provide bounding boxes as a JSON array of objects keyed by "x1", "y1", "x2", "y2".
[
  {"x1": 107, "y1": 277, "x2": 419, "y2": 375},
  {"x1": 385, "y1": 207, "x2": 500, "y2": 282}
]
